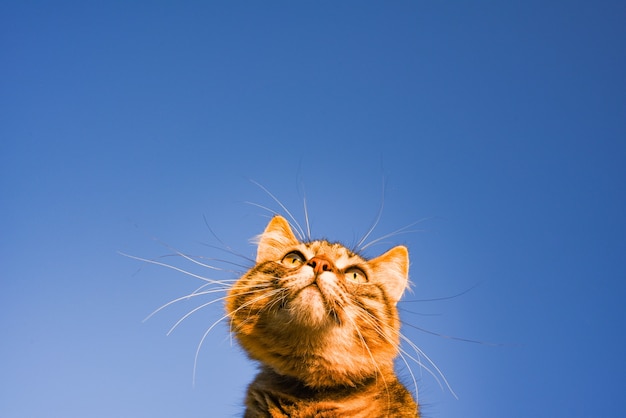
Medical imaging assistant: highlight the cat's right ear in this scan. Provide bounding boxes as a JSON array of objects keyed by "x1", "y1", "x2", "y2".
[
  {"x1": 369, "y1": 245, "x2": 410, "y2": 304},
  {"x1": 256, "y1": 216, "x2": 300, "y2": 263}
]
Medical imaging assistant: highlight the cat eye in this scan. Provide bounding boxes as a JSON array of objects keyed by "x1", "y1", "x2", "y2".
[
  {"x1": 281, "y1": 251, "x2": 305, "y2": 268},
  {"x1": 344, "y1": 267, "x2": 367, "y2": 283}
]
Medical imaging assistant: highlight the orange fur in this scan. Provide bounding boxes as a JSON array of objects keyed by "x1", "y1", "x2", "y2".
[{"x1": 226, "y1": 216, "x2": 419, "y2": 417}]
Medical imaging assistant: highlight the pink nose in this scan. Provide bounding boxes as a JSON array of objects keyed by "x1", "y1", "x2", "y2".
[{"x1": 308, "y1": 256, "x2": 334, "y2": 274}]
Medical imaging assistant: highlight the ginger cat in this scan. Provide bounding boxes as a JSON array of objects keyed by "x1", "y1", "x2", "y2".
[{"x1": 226, "y1": 216, "x2": 419, "y2": 417}]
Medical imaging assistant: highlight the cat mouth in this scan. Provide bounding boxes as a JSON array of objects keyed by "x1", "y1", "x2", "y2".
[
  {"x1": 287, "y1": 281, "x2": 343, "y2": 326},
  {"x1": 293, "y1": 282, "x2": 322, "y2": 301}
]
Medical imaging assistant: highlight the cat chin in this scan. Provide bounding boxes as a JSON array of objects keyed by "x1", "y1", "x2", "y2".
[{"x1": 286, "y1": 287, "x2": 336, "y2": 328}]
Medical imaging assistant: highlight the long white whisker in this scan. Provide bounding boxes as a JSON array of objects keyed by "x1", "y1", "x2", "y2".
[
  {"x1": 302, "y1": 194, "x2": 311, "y2": 241},
  {"x1": 195, "y1": 244, "x2": 253, "y2": 269},
  {"x1": 167, "y1": 250, "x2": 227, "y2": 272},
  {"x1": 118, "y1": 252, "x2": 222, "y2": 284},
  {"x1": 202, "y1": 214, "x2": 256, "y2": 264},
  {"x1": 190, "y1": 280, "x2": 235, "y2": 297},
  {"x1": 398, "y1": 309, "x2": 441, "y2": 317},
  {"x1": 246, "y1": 200, "x2": 305, "y2": 239},
  {"x1": 396, "y1": 346, "x2": 419, "y2": 406},
  {"x1": 359, "y1": 218, "x2": 431, "y2": 251},
  {"x1": 400, "y1": 333, "x2": 458, "y2": 399},
  {"x1": 193, "y1": 311, "x2": 230, "y2": 386},
  {"x1": 402, "y1": 320, "x2": 498, "y2": 346},
  {"x1": 249, "y1": 179, "x2": 306, "y2": 241},
  {"x1": 229, "y1": 287, "x2": 286, "y2": 333},
  {"x1": 144, "y1": 288, "x2": 229, "y2": 323},
  {"x1": 147, "y1": 237, "x2": 228, "y2": 272},
  {"x1": 188, "y1": 279, "x2": 236, "y2": 298},
  {"x1": 402, "y1": 283, "x2": 481, "y2": 303},
  {"x1": 352, "y1": 303, "x2": 420, "y2": 411},
  {"x1": 170, "y1": 284, "x2": 276, "y2": 337},
  {"x1": 244, "y1": 201, "x2": 280, "y2": 218},
  {"x1": 167, "y1": 294, "x2": 231, "y2": 335},
  {"x1": 395, "y1": 342, "x2": 441, "y2": 391},
  {"x1": 343, "y1": 309, "x2": 392, "y2": 409},
  {"x1": 355, "y1": 181, "x2": 385, "y2": 250},
  {"x1": 194, "y1": 286, "x2": 285, "y2": 385},
  {"x1": 246, "y1": 201, "x2": 305, "y2": 242}
]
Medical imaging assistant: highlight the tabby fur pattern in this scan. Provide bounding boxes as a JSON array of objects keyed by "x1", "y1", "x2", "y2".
[{"x1": 226, "y1": 215, "x2": 419, "y2": 417}]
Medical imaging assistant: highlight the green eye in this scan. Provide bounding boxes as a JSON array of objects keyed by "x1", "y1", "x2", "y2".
[
  {"x1": 345, "y1": 268, "x2": 367, "y2": 283},
  {"x1": 281, "y1": 252, "x2": 305, "y2": 268}
]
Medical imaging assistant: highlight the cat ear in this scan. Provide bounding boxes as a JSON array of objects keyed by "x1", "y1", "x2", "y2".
[
  {"x1": 256, "y1": 215, "x2": 300, "y2": 263},
  {"x1": 369, "y1": 246, "x2": 409, "y2": 303}
]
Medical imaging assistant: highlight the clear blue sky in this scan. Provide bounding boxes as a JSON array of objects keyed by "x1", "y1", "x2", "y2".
[{"x1": 2, "y1": 1, "x2": 625, "y2": 417}]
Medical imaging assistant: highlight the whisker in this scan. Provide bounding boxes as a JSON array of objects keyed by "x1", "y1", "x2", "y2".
[
  {"x1": 398, "y1": 308, "x2": 442, "y2": 317},
  {"x1": 202, "y1": 214, "x2": 256, "y2": 264},
  {"x1": 167, "y1": 294, "x2": 232, "y2": 335},
  {"x1": 355, "y1": 179, "x2": 385, "y2": 250},
  {"x1": 395, "y1": 341, "x2": 441, "y2": 392},
  {"x1": 166, "y1": 280, "x2": 278, "y2": 335},
  {"x1": 400, "y1": 333, "x2": 458, "y2": 399},
  {"x1": 302, "y1": 194, "x2": 311, "y2": 241},
  {"x1": 158, "y1": 252, "x2": 244, "y2": 274},
  {"x1": 343, "y1": 309, "x2": 392, "y2": 409},
  {"x1": 402, "y1": 283, "x2": 481, "y2": 303},
  {"x1": 402, "y1": 321, "x2": 501, "y2": 346},
  {"x1": 195, "y1": 244, "x2": 253, "y2": 269},
  {"x1": 194, "y1": 286, "x2": 285, "y2": 385},
  {"x1": 244, "y1": 201, "x2": 281, "y2": 219},
  {"x1": 352, "y1": 305, "x2": 425, "y2": 408},
  {"x1": 296, "y1": 165, "x2": 311, "y2": 241},
  {"x1": 118, "y1": 252, "x2": 223, "y2": 284},
  {"x1": 190, "y1": 280, "x2": 236, "y2": 297},
  {"x1": 356, "y1": 310, "x2": 444, "y2": 396},
  {"x1": 229, "y1": 288, "x2": 285, "y2": 335},
  {"x1": 249, "y1": 179, "x2": 307, "y2": 241},
  {"x1": 396, "y1": 346, "x2": 419, "y2": 406},
  {"x1": 147, "y1": 238, "x2": 228, "y2": 272},
  {"x1": 245, "y1": 200, "x2": 304, "y2": 242},
  {"x1": 144, "y1": 288, "x2": 228, "y2": 323},
  {"x1": 193, "y1": 311, "x2": 231, "y2": 386},
  {"x1": 359, "y1": 218, "x2": 431, "y2": 251},
  {"x1": 353, "y1": 309, "x2": 426, "y2": 415}
]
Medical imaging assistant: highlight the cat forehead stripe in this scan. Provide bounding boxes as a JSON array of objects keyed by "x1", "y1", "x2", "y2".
[
  {"x1": 302, "y1": 241, "x2": 363, "y2": 269},
  {"x1": 305, "y1": 241, "x2": 358, "y2": 258}
]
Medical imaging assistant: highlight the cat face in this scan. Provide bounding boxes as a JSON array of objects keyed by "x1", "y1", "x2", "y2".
[{"x1": 226, "y1": 215, "x2": 410, "y2": 387}]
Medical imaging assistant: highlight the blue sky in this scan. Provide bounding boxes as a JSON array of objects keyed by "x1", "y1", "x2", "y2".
[{"x1": 2, "y1": 1, "x2": 625, "y2": 417}]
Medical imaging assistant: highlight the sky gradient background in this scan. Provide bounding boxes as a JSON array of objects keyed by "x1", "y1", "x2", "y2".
[{"x1": 2, "y1": 1, "x2": 625, "y2": 417}]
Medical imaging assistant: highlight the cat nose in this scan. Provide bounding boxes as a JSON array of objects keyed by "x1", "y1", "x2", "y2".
[{"x1": 308, "y1": 256, "x2": 334, "y2": 275}]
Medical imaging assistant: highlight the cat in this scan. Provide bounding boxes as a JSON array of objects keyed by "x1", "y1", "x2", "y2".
[{"x1": 226, "y1": 215, "x2": 419, "y2": 417}]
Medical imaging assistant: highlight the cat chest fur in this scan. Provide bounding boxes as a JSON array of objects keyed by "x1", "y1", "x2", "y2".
[{"x1": 244, "y1": 367, "x2": 417, "y2": 418}]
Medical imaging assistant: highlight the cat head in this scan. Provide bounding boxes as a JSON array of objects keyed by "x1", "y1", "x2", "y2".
[{"x1": 226, "y1": 215, "x2": 410, "y2": 387}]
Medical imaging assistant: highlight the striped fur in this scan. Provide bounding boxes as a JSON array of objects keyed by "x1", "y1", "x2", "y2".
[{"x1": 226, "y1": 216, "x2": 419, "y2": 417}]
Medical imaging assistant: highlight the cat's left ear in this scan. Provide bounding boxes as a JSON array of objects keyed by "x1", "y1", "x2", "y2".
[
  {"x1": 256, "y1": 215, "x2": 300, "y2": 263},
  {"x1": 369, "y1": 246, "x2": 409, "y2": 304}
]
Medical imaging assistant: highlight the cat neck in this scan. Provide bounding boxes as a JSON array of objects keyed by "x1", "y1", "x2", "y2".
[{"x1": 255, "y1": 365, "x2": 396, "y2": 393}]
